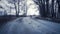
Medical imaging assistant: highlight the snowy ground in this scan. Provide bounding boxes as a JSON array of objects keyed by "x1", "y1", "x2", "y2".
[{"x1": 0, "y1": 17, "x2": 60, "y2": 34}]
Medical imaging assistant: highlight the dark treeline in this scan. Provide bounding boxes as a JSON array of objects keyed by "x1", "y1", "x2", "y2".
[{"x1": 33, "y1": 0, "x2": 60, "y2": 19}]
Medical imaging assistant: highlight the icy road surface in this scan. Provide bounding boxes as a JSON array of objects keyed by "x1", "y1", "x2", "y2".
[{"x1": 0, "y1": 17, "x2": 60, "y2": 34}]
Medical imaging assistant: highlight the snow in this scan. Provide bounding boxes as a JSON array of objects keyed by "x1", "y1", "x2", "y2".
[{"x1": 0, "y1": 17, "x2": 60, "y2": 34}]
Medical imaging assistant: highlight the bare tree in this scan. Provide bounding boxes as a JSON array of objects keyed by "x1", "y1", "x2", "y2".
[
  {"x1": 33, "y1": 0, "x2": 46, "y2": 17},
  {"x1": 7, "y1": 0, "x2": 28, "y2": 16},
  {"x1": 7, "y1": 0, "x2": 20, "y2": 16}
]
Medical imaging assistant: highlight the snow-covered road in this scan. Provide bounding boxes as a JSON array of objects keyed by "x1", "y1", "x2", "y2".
[{"x1": 0, "y1": 17, "x2": 60, "y2": 34}]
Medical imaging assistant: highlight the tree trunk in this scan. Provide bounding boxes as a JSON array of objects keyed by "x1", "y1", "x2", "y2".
[
  {"x1": 17, "y1": 0, "x2": 19, "y2": 16},
  {"x1": 14, "y1": 3, "x2": 18, "y2": 16}
]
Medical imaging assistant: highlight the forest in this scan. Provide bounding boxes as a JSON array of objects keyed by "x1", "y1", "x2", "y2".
[
  {"x1": 33, "y1": 0, "x2": 60, "y2": 19},
  {"x1": 0, "y1": 0, "x2": 60, "y2": 20}
]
